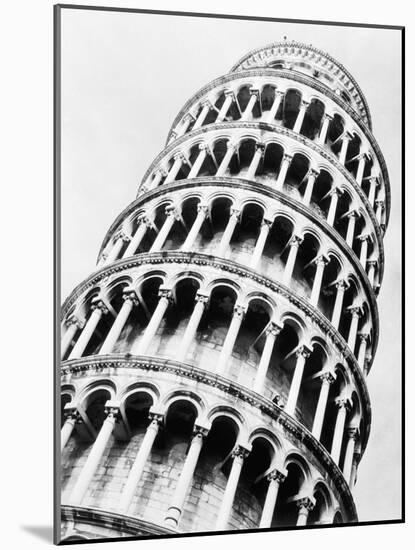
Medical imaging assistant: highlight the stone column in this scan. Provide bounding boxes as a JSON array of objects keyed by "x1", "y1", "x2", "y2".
[
  {"x1": 106, "y1": 231, "x2": 130, "y2": 264},
  {"x1": 327, "y1": 187, "x2": 342, "y2": 226},
  {"x1": 216, "y1": 304, "x2": 246, "y2": 375},
  {"x1": 165, "y1": 425, "x2": 209, "y2": 527},
  {"x1": 356, "y1": 153, "x2": 367, "y2": 185},
  {"x1": 311, "y1": 371, "x2": 336, "y2": 440},
  {"x1": 342, "y1": 427, "x2": 359, "y2": 485},
  {"x1": 293, "y1": 100, "x2": 310, "y2": 133},
  {"x1": 357, "y1": 333, "x2": 369, "y2": 368},
  {"x1": 193, "y1": 99, "x2": 211, "y2": 130},
  {"x1": 217, "y1": 208, "x2": 240, "y2": 256},
  {"x1": 135, "y1": 288, "x2": 172, "y2": 355},
  {"x1": 282, "y1": 234, "x2": 303, "y2": 286},
  {"x1": 368, "y1": 176, "x2": 379, "y2": 207},
  {"x1": 345, "y1": 210, "x2": 357, "y2": 247},
  {"x1": 358, "y1": 235, "x2": 370, "y2": 270},
  {"x1": 215, "y1": 445, "x2": 250, "y2": 530},
  {"x1": 68, "y1": 299, "x2": 108, "y2": 360},
  {"x1": 303, "y1": 169, "x2": 319, "y2": 206},
  {"x1": 69, "y1": 405, "x2": 119, "y2": 505},
  {"x1": 347, "y1": 306, "x2": 361, "y2": 353},
  {"x1": 246, "y1": 142, "x2": 265, "y2": 180},
  {"x1": 331, "y1": 398, "x2": 350, "y2": 464},
  {"x1": 188, "y1": 144, "x2": 208, "y2": 178},
  {"x1": 267, "y1": 90, "x2": 284, "y2": 123},
  {"x1": 216, "y1": 141, "x2": 237, "y2": 176},
  {"x1": 253, "y1": 322, "x2": 283, "y2": 393},
  {"x1": 276, "y1": 153, "x2": 292, "y2": 190},
  {"x1": 285, "y1": 345, "x2": 313, "y2": 415},
  {"x1": 150, "y1": 207, "x2": 179, "y2": 252},
  {"x1": 165, "y1": 153, "x2": 185, "y2": 184},
  {"x1": 375, "y1": 199, "x2": 384, "y2": 224},
  {"x1": 177, "y1": 113, "x2": 195, "y2": 137},
  {"x1": 119, "y1": 413, "x2": 164, "y2": 514},
  {"x1": 339, "y1": 132, "x2": 352, "y2": 165},
  {"x1": 123, "y1": 216, "x2": 150, "y2": 257},
  {"x1": 331, "y1": 280, "x2": 348, "y2": 330},
  {"x1": 61, "y1": 316, "x2": 84, "y2": 359},
  {"x1": 216, "y1": 90, "x2": 234, "y2": 122},
  {"x1": 61, "y1": 407, "x2": 80, "y2": 452},
  {"x1": 177, "y1": 293, "x2": 209, "y2": 362},
  {"x1": 318, "y1": 113, "x2": 333, "y2": 144},
  {"x1": 259, "y1": 469, "x2": 287, "y2": 528},
  {"x1": 367, "y1": 260, "x2": 377, "y2": 287},
  {"x1": 99, "y1": 290, "x2": 138, "y2": 355},
  {"x1": 310, "y1": 255, "x2": 329, "y2": 307},
  {"x1": 241, "y1": 88, "x2": 259, "y2": 120},
  {"x1": 149, "y1": 167, "x2": 168, "y2": 190},
  {"x1": 250, "y1": 218, "x2": 272, "y2": 269},
  {"x1": 181, "y1": 204, "x2": 208, "y2": 251},
  {"x1": 296, "y1": 497, "x2": 315, "y2": 526}
]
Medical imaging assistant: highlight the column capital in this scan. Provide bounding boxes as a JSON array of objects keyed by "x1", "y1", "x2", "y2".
[
  {"x1": 183, "y1": 112, "x2": 196, "y2": 123},
  {"x1": 335, "y1": 397, "x2": 351, "y2": 411},
  {"x1": 329, "y1": 186, "x2": 344, "y2": 197},
  {"x1": 157, "y1": 167, "x2": 169, "y2": 178},
  {"x1": 116, "y1": 230, "x2": 131, "y2": 243},
  {"x1": 358, "y1": 233, "x2": 371, "y2": 242},
  {"x1": 296, "y1": 343, "x2": 313, "y2": 359},
  {"x1": 91, "y1": 298, "x2": 109, "y2": 315},
  {"x1": 323, "y1": 112, "x2": 334, "y2": 122},
  {"x1": 65, "y1": 315, "x2": 85, "y2": 330},
  {"x1": 249, "y1": 87, "x2": 260, "y2": 97},
  {"x1": 261, "y1": 217, "x2": 273, "y2": 228},
  {"x1": 347, "y1": 209, "x2": 359, "y2": 219},
  {"x1": 289, "y1": 234, "x2": 304, "y2": 248},
  {"x1": 158, "y1": 286, "x2": 173, "y2": 302},
  {"x1": 274, "y1": 89, "x2": 285, "y2": 99},
  {"x1": 104, "y1": 403, "x2": 121, "y2": 421},
  {"x1": 267, "y1": 468, "x2": 287, "y2": 483},
  {"x1": 233, "y1": 303, "x2": 247, "y2": 319},
  {"x1": 343, "y1": 130, "x2": 353, "y2": 142},
  {"x1": 375, "y1": 199, "x2": 385, "y2": 211},
  {"x1": 358, "y1": 332, "x2": 370, "y2": 343},
  {"x1": 314, "y1": 254, "x2": 330, "y2": 267},
  {"x1": 201, "y1": 98, "x2": 212, "y2": 109},
  {"x1": 122, "y1": 289, "x2": 139, "y2": 307},
  {"x1": 266, "y1": 321, "x2": 284, "y2": 337},
  {"x1": 366, "y1": 259, "x2": 378, "y2": 268},
  {"x1": 348, "y1": 305, "x2": 362, "y2": 317},
  {"x1": 198, "y1": 142, "x2": 209, "y2": 152},
  {"x1": 193, "y1": 424, "x2": 210, "y2": 439},
  {"x1": 195, "y1": 292, "x2": 210, "y2": 307},
  {"x1": 300, "y1": 99, "x2": 310, "y2": 109},
  {"x1": 231, "y1": 444, "x2": 250, "y2": 460},
  {"x1": 173, "y1": 151, "x2": 186, "y2": 163},
  {"x1": 63, "y1": 405, "x2": 81, "y2": 423},
  {"x1": 335, "y1": 278, "x2": 350, "y2": 291},
  {"x1": 347, "y1": 426, "x2": 359, "y2": 440},
  {"x1": 148, "y1": 411, "x2": 164, "y2": 426},
  {"x1": 165, "y1": 205, "x2": 181, "y2": 220},
  {"x1": 368, "y1": 175, "x2": 380, "y2": 186},
  {"x1": 296, "y1": 496, "x2": 315, "y2": 511},
  {"x1": 308, "y1": 167, "x2": 320, "y2": 178},
  {"x1": 230, "y1": 207, "x2": 241, "y2": 219},
  {"x1": 282, "y1": 153, "x2": 293, "y2": 163},
  {"x1": 320, "y1": 370, "x2": 336, "y2": 385},
  {"x1": 224, "y1": 89, "x2": 235, "y2": 99},
  {"x1": 255, "y1": 141, "x2": 266, "y2": 153},
  {"x1": 197, "y1": 203, "x2": 209, "y2": 216}
]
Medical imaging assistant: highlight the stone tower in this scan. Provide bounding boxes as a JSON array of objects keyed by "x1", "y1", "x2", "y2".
[{"x1": 60, "y1": 40, "x2": 390, "y2": 541}]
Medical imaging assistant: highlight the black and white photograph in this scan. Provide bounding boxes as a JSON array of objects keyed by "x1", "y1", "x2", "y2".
[{"x1": 55, "y1": 5, "x2": 403, "y2": 545}]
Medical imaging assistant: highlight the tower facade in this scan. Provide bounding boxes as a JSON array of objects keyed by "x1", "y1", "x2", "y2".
[{"x1": 60, "y1": 41, "x2": 390, "y2": 541}]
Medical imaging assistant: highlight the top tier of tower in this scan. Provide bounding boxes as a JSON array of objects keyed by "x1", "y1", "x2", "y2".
[{"x1": 229, "y1": 41, "x2": 371, "y2": 129}]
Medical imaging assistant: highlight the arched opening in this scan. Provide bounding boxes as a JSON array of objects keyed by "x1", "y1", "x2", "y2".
[
  {"x1": 318, "y1": 254, "x2": 342, "y2": 319},
  {"x1": 338, "y1": 279, "x2": 359, "y2": 341},
  {"x1": 309, "y1": 170, "x2": 333, "y2": 219},
  {"x1": 294, "y1": 232, "x2": 321, "y2": 300},
  {"x1": 236, "y1": 86, "x2": 252, "y2": 114},
  {"x1": 333, "y1": 191, "x2": 353, "y2": 240},
  {"x1": 199, "y1": 196, "x2": 232, "y2": 255},
  {"x1": 297, "y1": 342, "x2": 328, "y2": 429},
  {"x1": 229, "y1": 202, "x2": 264, "y2": 263},
  {"x1": 344, "y1": 134, "x2": 362, "y2": 178},
  {"x1": 273, "y1": 461, "x2": 305, "y2": 527},
  {"x1": 285, "y1": 153, "x2": 310, "y2": 199},
  {"x1": 327, "y1": 114, "x2": 345, "y2": 155},
  {"x1": 261, "y1": 142, "x2": 283, "y2": 184},
  {"x1": 308, "y1": 484, "x2": 331, "y2": 525},
  {"x1": 236, "y1": 138, "x2": 256, "y2": 176},
  {"x1": 269, "y1": 319, "x2": 301, "y2": 403},
  {"x1": 282, "y1": 89, "x2": 302, "y2": 130},
  {"x1": 261, "y1": 215, "x2": 294, "y2": 280},
  {"x1": 320, "y1": 367, "x2": 347, "y2": 452},
  {"x1": 260, "y1": 85, "x2": 276, "y2": 115},
  {"x1": 61, "y1": 393, "x2": 72, "y2": 427},
  {"x1": 300, "y1": 99, "x2": 325, "y2": 140}
]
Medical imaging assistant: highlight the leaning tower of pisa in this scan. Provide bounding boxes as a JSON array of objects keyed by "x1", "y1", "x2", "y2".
[{"x1": 60, "y1": 40, "x2": 390, "y2": 542}]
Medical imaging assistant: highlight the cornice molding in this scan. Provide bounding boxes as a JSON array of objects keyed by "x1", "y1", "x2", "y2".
[
  {"x1": 61, "y1": 505, "x2": 177, "y2": 537},
  {"x1": 144, "y1": 120, "x2": 389, "y2": 232},
  {"x1": 229, "y1": 41, "x2": 371, "y2": 127},
  {"x1": 61, "y1": 354, "x2": 359, "y2": 522},
  {"x1": 60, "y1": 252, "x2": 372, "y2": 431},
  {"x1": 98, "y1": 178, "x2": 384, "y2": 314}
]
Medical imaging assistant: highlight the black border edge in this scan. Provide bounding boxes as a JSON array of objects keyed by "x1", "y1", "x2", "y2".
[{"x1": 53, "y1": 3, "x2": 405, "y2": 545}]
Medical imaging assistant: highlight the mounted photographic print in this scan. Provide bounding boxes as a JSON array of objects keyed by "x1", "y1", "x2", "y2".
[{"x1": 55, "y1": 5, "x2": 404, "y2": 545}]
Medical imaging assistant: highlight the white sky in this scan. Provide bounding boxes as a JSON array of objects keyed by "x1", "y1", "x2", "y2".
[{"x1": 60, "y1": 8, "x2": 402, "y2": 522}]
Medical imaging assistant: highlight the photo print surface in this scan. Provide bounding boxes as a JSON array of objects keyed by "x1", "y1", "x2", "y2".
[{"x1": 56, "y1": 6, "x2": 403, "y2": 544}]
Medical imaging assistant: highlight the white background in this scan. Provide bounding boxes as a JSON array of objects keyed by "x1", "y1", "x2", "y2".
[{"x1": 0, "y1": 0, "x2": 410, "y2": 549}]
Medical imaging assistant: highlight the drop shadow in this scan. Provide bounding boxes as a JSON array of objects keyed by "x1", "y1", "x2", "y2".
[{"x1": 20, "y1": 525, "x2": 53, "y2": 543}]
